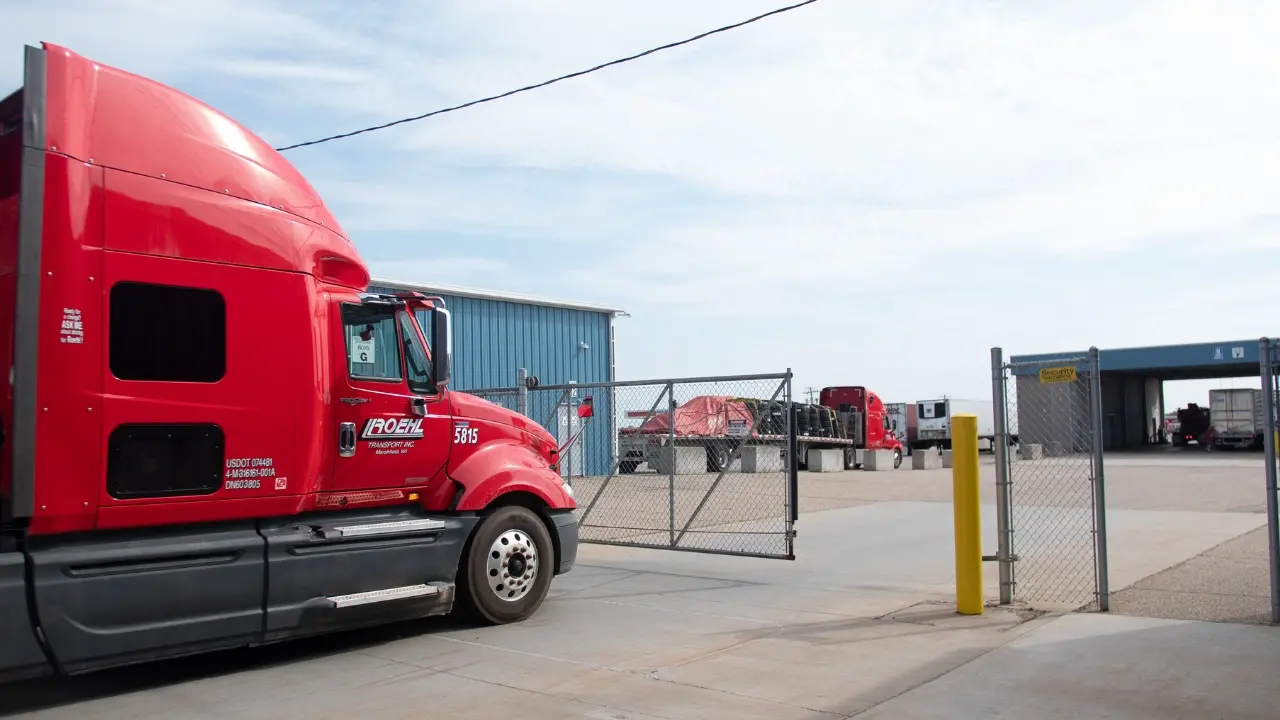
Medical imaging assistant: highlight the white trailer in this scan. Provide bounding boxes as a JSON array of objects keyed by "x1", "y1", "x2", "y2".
[
  {"x1": 1209, "y1": 388, "x2": 1265, "y2": 449},
  {"x1": 911, "y1": 398, "x2": 997, "y2": 452}
]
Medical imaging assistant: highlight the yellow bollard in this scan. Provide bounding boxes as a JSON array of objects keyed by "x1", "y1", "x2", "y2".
[{"x1": 952, "y1": 414, "x2": 983, "y2": 615}]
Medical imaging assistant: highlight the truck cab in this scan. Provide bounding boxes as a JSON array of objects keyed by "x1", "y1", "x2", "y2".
[
  {"x1": 819, "y1": 386, "x2": 904, "y2": 468},
  {"x1": 0, "y1": 43, "x2": 578, "y2": 681}
]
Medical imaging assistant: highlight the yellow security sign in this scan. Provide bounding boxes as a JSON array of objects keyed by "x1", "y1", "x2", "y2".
[{"x1": 1039, "y1": 366, "x2": 1077, "y2": 384}]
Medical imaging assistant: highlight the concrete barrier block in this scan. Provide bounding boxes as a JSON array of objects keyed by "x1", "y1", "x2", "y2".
[
  {"x1": 912, "y1": 450, "x2": 943, "y2": 470},
  {"x1": 863, "y1": 449, "x2": 895, "y2": 471},
  {"x1": 941, "y1": 450, "x2": 954, "y2": 469},
  {"x1": 742, "y1": 445, "x2": 783, "y2": 473},
  {"x1": 1018, "y1": 443, "x2": 1043, "y2": 461},
  {"x1": 807, "y1": 448, "x2": 843, "y2": 473},
  {"x1": 654, "y1": 445, "x2": 706, "y2": 475}
]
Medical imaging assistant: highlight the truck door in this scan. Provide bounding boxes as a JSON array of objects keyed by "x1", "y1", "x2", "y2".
[
  {"x1": 865, "y1": 394, "x2": 885, "y2": 448},
  {"x1": 330, "y1": 301, "x2": 451, "y2": 493}
]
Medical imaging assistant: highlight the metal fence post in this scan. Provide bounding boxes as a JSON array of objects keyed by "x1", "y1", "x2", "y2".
[
  {"x1": 786, "y1": 369, "x2": 798, "y2": 528},
  {"x1": 991, "y1": 347, "x2": 1013, "y2": 605},
  {"x1": 1260, "y1": 337, "x2": 1280, "y2": 624},
  {"x1": 667, "y1": 382, "x2": 677, "y2": 547},
  {"x1": 1088, "y1": 346, "x2": 1110, "y2": 611},
  {"x1": 517, "y1": 367, "x2": 528, "y2": 417}
]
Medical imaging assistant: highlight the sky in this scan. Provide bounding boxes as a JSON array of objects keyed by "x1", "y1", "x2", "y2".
[{"x1": 4, "y1": 0, "x2": 1278, "y2": 410}]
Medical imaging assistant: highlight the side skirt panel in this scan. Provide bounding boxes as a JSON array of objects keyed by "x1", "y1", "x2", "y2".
[
  {"x1": 0, "y1": 550, "x2": 50, "y2": 681},
  {"x1": 260, "y1": 508, "x2": 477, "y2": 642},
  {"x1": 26, "y1": 523, "x2": 265, "y2": 674}
]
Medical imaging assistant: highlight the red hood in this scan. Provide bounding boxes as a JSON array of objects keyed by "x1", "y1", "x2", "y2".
[{"x1": 450, "y1": 390, "x2": 557, "y2": 446}]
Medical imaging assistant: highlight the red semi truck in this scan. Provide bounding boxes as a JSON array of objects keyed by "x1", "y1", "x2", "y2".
[
  {"x1": 818, "y1": 386, "x2": 904, "y2": 469},
  {"x1": 0, "y1": 44, "x2": 578, "y2": 681},
  {"x1": 615, "y1": 389, "x2": 904, "y2": 473}
]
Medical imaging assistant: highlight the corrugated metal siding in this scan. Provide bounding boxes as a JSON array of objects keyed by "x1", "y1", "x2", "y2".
[{"x1": 368, "y1": 284, "x2": 614, "y2": 475}]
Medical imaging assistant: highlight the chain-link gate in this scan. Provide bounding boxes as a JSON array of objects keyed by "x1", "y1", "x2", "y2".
[
  {"x1": 1260, "y1": 338, "x2": 1280, "y2": 624},
  {"x1": 991, "y1": 347, "x2": 1109, "y2": 611},
  {"x1": 464, "y1": 372, "x2": 798, "y2": 560}
]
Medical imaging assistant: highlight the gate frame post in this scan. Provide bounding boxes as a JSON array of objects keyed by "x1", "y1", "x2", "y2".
[
  {"x1": 1088, "y1": 346, "x2": 1110, "y2": 611},
  {"x1": 1260, "y1": 337, "x2": 1280, "y2": 624},
  {"x1": 667, "y1": 381, "x2": 677, "y2": 547},
  {"x1": 517, "y1": 367, "x2": 528, "y2": 417},
  {"x1": 991, "y1": 347, "x2": 1014, "y2": 605}
]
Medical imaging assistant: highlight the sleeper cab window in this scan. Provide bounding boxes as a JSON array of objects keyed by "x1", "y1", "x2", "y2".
[
  {"x1": 342, "y1": 303, "x2": 402, "y2": 381},
  {"x1": 106, "y1": 281, "x2": 227, "y2": 499},
  {"x1": 109, "y1": 281, "x2": 227, "y2": 383}
]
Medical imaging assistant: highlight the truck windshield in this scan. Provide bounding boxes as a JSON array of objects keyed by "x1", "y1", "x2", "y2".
[{"x1": 398, "y1": 311, "x2": 435, "y2": 395}]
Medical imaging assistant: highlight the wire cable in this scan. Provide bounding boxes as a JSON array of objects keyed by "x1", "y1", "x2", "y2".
[{"x1": 276, "y1": 0, "x2": 822, "y2": 152}]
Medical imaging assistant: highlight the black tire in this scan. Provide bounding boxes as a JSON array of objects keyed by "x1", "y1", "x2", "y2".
[
  {"x1": 619, "y1": 459, "x2": 639, "y2": 474},
  {"x1": 456, "y1": 505, "x2": 555, "y2": 625},
  {"x1": 707, "y1": 444, "x2": 733, "y2": 472},
  {"x1": 893, "y1": 448, "x2": 903, "y2": 469},
  {"x1": 843, "y1": 447, "x2": 857, "y2": 470}
]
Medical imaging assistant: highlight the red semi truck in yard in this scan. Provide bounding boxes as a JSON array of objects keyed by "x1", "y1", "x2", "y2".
[
  {"x1": 818, "y1": 386, "x2": 904, "y2": 469},
  {"x1": 0, "y1": 44, "x2": 578, "y2": 681},
  {"x1": 615, "y1": 386, "x2": 903, "y2": 474}
]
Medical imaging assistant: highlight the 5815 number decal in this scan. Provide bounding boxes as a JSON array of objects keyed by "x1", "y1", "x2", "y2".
[{"x1": 454, "y1": 421, "x2": 479, "y2": 445}]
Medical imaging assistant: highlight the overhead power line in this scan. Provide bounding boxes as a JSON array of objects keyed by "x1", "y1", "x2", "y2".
[{"x1": 275, "y1": 0, "x2": 822, "y2": 152}]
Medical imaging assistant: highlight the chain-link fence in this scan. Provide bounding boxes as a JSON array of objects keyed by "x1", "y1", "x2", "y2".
[
  {"x1": 992, "y1": 347, "x2": 1108, "y2": 611},
  {"x1": 1260, "y1": 338, "x2": 1280, "y2": 624},
  {"x1": 464, "y1": 372, "x2": 797, "y2": 559}
]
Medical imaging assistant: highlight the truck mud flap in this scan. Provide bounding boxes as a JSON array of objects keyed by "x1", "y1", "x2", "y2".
[
  {"x1": 0, "y1": 551, "x2": 50, "y2": 681},
  {"x1": 259, "y1": 509, "x2": 478, "y2": 642},
  {"x1": 26, "y1": 524, "x2": 265, "y2": 674}
]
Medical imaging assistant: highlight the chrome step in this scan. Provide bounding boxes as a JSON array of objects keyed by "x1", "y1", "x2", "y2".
[
  {"x1": 331, "y1": 519, "x2": 446, "y2": 538},
  {"x1": 328, "y1": 584, "x2": 439, "y2": 608}
]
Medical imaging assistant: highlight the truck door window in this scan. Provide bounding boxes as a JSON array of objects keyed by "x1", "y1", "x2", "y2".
[
  {"x1": 341, "y1": 304, "x2": 402, "y2": 381},
  {"x1": 398, "y1": 310, "x2": 435, "y2": 395}
]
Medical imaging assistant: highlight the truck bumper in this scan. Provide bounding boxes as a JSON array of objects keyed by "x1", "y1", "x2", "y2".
[{"x1": 550, "y1": 510, "x2": 579, "y2": 575}]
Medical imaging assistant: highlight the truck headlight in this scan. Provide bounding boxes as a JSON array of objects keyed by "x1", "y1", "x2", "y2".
[{"x1": 562, "y1": 480, "x2": 575, "y2": 499}]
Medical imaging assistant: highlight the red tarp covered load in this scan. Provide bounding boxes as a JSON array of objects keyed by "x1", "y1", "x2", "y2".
[{"x1": 631, "y1": 395, "x2": 755, "y2": 437}]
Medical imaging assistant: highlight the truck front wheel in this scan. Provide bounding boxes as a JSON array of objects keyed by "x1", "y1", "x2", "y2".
[{"x1": 457, "y1": 505, "x2": 555, "y2": 624}]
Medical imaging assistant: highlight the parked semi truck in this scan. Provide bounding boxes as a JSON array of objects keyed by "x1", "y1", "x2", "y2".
[
  {"x1": 912, "y1": 398, "x2": 1000, "y2": 452},
  {"x1": 1209, "y1": 389, "x2": 1268, "y2": 450},
  {"x1": 818, "y1": 387, "x2": 905, "y2": 469},
  {"x1": 1171, "y1": 403, "x2": 1211, "y2": 447},
  {"x1": 617, "y1": 395, "x2": 854, "y2": 472},
  {"x1": 617, "y1": 386, "x2": 904, "y2": 473},
  {"x1": 0, "y1": 44, "x2": 579, "y2": 682}
]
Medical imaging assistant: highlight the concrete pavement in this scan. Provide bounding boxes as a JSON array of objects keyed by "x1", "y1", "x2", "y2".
[
  {"x1": 858, "y1": 613, "x2": 1280, "y2": 719},
  {"x1": 6, "y1": 490, "x2": 1276, "y2": 719}
]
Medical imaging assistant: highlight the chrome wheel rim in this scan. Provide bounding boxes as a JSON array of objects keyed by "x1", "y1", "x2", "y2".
[{"x1": 485, "y1": 529, "x2": 538, "y2": 602}]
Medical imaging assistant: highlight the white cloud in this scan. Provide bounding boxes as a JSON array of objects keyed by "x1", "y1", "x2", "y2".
[{"x1": 6, "y1": 0, "x2": 1279, "y2": 400}]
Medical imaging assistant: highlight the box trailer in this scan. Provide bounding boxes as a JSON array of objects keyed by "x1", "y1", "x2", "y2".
[
  {"x1": 912, "y1": 398, "x2": 997, "y2": 452},
  {"x1": 884, "y1": 402, "x2": 918, "y2": 454},
  {"x1": 1209, "y1": 389, "x2": 1265, "y2": 449}
]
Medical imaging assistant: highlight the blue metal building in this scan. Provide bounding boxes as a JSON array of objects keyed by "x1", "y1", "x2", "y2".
[{"x1": 368, "y1": 276, "x2": 625, "y2": 476}]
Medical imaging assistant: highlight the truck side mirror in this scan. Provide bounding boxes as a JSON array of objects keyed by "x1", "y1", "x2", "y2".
[{"x1": 431, "y1": 307, "x2": 452, "y2": 388}]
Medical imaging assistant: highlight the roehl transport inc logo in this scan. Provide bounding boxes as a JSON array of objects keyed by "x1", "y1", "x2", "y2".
[{"x1": 361, "y1": 417, "x2": 425, "y2": 440}]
